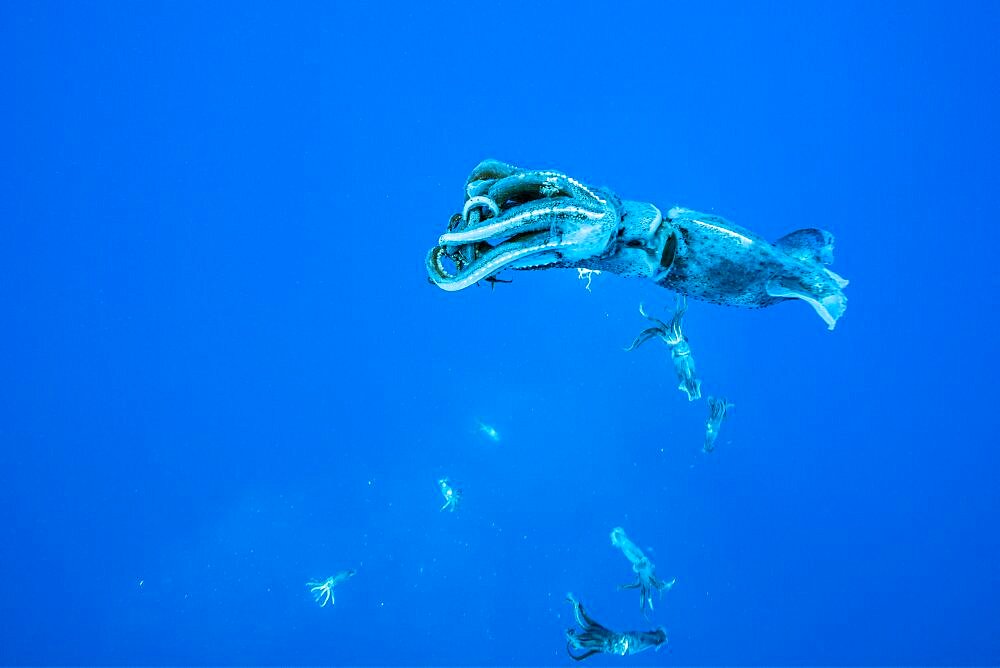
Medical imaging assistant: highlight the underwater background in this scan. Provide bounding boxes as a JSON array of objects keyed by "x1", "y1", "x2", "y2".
[{"x1": 2, "y1": 1, "x2": 998, "y2": 665}]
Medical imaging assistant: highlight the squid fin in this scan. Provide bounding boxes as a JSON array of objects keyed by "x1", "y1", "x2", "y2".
[
  {"x1": 775, "y1": 228, "x2": 836, "y2": 265},
  {"x1": 823, "y1": 267, "x2": 850, "y2": 288},
  {"x1": 766, "y1": 277, "x2": 847, "y2": 330}
]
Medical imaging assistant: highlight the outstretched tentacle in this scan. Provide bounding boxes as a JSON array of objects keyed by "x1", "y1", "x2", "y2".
[
  {"x1": 625, "y1": 327, "x2": 665, "y2": 351},
  {"x1": 638, "y1": 303, "x2": 670, "y2": 329},
  {"x1": 566, "y1": 643, "x2": 600, "y2": 662}
]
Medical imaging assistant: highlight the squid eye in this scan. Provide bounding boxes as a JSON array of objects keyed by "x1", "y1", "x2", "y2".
[{"x1": 660, "y1": 232, "x2": 677, "y2": 271}]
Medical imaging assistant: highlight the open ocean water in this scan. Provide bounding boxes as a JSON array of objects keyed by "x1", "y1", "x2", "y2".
[{"x1": 1, "y1": 1, "x2": 998, "y2": 666}]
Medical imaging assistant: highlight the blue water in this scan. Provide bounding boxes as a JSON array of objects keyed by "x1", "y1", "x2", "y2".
[{"x1": 2, "y1": 2, "x2": 998, "y2": 665}]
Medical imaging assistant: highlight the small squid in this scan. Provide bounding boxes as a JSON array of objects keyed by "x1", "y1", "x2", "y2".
[
  {"x1": 704, "y1": 396, "x2": 734, "y2": 453},
  {"x1": 306, "y1": 569, "x2": 356, "y2": 607},
  {"x1": 626, "y1": 296, "x2": 703, "y2": 401},
  {"x1": 610, "y1": 527, "x2": 675, "y2": 617},
  {"x1": 438, "y1": 477, "x2": 462, "y2": 512}
]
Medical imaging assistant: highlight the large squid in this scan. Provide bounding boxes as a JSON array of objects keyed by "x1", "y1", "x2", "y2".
[
  {"x1": 564, "y1": 594, "x2": 668, "y2": 661},
  {"x1": 426, "y1": 160, "x2": 849, "y2": 329}
]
